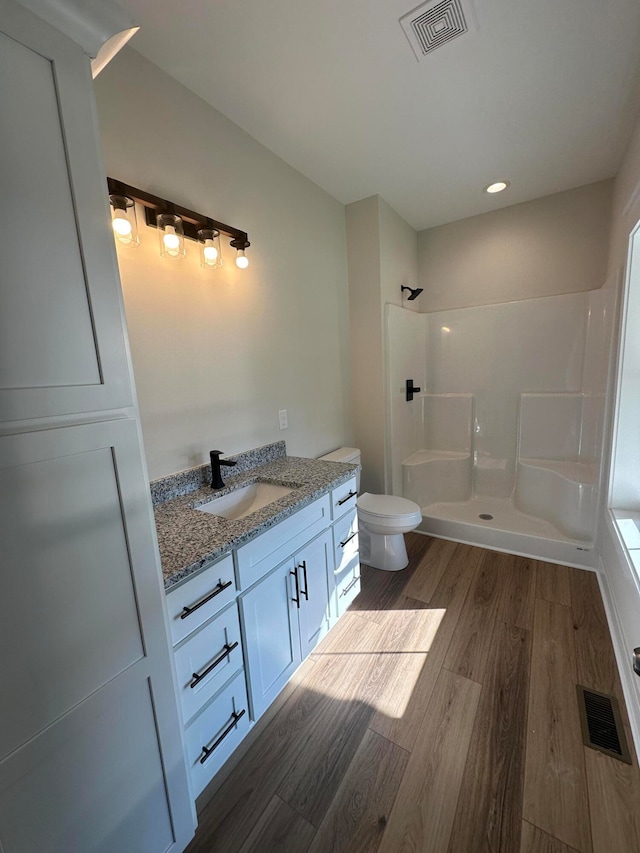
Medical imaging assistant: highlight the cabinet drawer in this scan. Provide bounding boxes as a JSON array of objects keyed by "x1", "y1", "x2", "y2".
[
  {"x1": 166, "y1": 554, "x2": 236, "y2": 646},
  {"x1": 174, "y1": 603, "x2": 243, "y2": 725},
  {"x1": 235, "y1": 494, "x2": 331, "y2": 590},
  {"x1": 332, "y1": 508, "x2": 359, "y2": 575},
  {"x1": 335, "y1": 558, "x2": 361, "y2": 618},
  {"x1": 185, "y1": 671, "x2": 250, "y2": 797},
  {"x1": 331, "y1": 476, "x2": 358, "y2": 520}
]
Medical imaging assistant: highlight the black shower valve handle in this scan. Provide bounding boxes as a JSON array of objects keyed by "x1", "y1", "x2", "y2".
[{"x1": 406, "y1": 378, "x2": 421, "y2": 401}]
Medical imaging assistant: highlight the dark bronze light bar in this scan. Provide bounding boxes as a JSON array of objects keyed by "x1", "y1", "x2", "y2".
[{"x1": 107, "y1": 177, "x2": 250, "y2": 251}]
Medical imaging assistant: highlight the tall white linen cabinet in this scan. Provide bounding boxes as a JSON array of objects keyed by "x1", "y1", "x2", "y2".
[{"x1": 0, "y1": 1, "x2": 194, "y2": 850}]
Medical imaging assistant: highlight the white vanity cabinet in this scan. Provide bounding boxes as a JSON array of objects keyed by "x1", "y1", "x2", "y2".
[{"x1": 165, "y1": 480, "x2": 360, "y2": 802}]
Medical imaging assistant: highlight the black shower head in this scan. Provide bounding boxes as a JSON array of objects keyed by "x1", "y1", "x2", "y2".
[{"x1": 401, "y1": 285, "x2": 424, "y2": 301}]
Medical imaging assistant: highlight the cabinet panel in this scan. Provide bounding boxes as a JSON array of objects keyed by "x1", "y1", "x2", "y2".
[
  {"x1": 235, "y1": 494, "x2": 331, "y2": 590},
  {"x1": 0, "y1": 668, "x2": 174, "y2": 853},
  {"x1": 0, "y1": 6, "x2": 133, "y2": 422},
  {"x1": 184, "y1": 671, "x2": 250, "y2": 797},
  {"x1": 167, "y1": 554, "x2": 236, "y2": 646},
  {"x1": 240, "y1": 560, "x2": 301, "y2": 720},
  {"x1": 295, "y1": 529, "x2": 332, "y2": 659},
  {"x1": 0, "y1": 28, "x2": 100, "y2": 391},
  {"x1": 0, "y1": 420, "x2": 147, "y2": 759},
  {"x1": 174, "y1": 603, "x2": 243, "y2": 725}
]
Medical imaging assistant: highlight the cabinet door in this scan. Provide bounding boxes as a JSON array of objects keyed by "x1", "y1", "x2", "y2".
[
  {"x1": 295, "y1": 529, "x2": 332, "y2": 659},
  {"x1": 240, "y1": 560, "x2": 302, "y2": 721},
  {"x1": 0, "y1": 2, "x2": 134, "y2": 423},
  {"x1": 0, "y1": 418, "x2": 192, "y2": 851}
]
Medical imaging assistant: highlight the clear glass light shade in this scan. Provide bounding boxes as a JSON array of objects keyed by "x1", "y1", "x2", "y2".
[
  {"x1": 157, "y1": 212, "x2": 186, "y2": 259},
  {"x1": 235, "y1": 248, "x2": 249, "y2": 269},
  {"x1": 198, "y1": 228, "x2": 223, "y2": 269},
  {"x1": 109, "y1": 195, "x2": 139, "y2": 247}
]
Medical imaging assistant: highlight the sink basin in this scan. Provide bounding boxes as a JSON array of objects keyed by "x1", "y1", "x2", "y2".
[{"x1": 195, "y1": 482, "x2": 294, "y2": 521}]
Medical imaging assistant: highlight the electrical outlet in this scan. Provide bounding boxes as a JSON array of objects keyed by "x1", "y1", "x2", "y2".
[{"x1": 278, "y1": 409, "x2": 288, "y2": 430}]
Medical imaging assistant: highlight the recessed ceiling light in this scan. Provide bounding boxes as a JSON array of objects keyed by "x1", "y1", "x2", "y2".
[{"x1": 484, "y1": 180, "x2": 510, "y2": 194}]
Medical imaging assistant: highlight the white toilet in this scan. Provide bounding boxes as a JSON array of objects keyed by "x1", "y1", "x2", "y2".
[{"x1": 319, "y1": 448, "x2": 422, "y2": 572}]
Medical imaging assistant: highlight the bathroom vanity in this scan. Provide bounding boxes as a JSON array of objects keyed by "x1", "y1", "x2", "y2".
[{"x1": 153, "y1": 443, "x2": 360, "y2": 799}]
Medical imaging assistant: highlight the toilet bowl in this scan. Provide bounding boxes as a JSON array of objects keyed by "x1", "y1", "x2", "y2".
[
  {"x1": 318, "y1": 447, "x2": 422, "y2": 572},
  {"x1": 357, "y1": 492, "x2": 422, "y2": 571}
]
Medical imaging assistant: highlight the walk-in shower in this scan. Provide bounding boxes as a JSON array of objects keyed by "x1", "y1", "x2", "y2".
[{"x1": 385, "y1": 287, "x2": 615, "y2": 568}]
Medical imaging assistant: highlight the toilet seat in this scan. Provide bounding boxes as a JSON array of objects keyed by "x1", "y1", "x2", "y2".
[{"x1": 358, "y1": 492, "x2": 422, "y2": 526}]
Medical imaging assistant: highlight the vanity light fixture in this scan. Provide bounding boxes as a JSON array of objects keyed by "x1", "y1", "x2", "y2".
[
  {"x1": 484, "y1": 180, "x2": 510, "y2": 194},
  {"x1": 109, "y1": 193, "x2": 139, "y2": 247},
  {"x1": 106, "y1": 177, "x2": 250, "y2": 269}
]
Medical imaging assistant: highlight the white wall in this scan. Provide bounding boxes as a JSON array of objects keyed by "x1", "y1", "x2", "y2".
[
  {"x1": 94, "y1": 49, "x2": 352, "y2": 479},
  {"x1": 346, "y1": 196, "x2": 418, "y2": 493},
  {"x1": 417, "y1": 181, "x2": 613, "y2": 312},
  {"x1": 346, "y1": 197, "x2": 384, "y2": 494}
]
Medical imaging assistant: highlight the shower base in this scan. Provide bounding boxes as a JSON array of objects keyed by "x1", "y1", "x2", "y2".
[{"x1": 419, "y1": 496, "x2": 597, "y2": 570}]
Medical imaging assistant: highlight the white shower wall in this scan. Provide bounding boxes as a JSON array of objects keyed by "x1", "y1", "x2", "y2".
[
  {"x1": 385, "y1": 287, "x2": 615, "y2": 550},
  {"x1": 427, "y1": 293, "x2": 586, "y2": 498}
]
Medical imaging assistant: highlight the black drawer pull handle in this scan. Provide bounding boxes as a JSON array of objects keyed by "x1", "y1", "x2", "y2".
[
  {"x1": 180, "y1": 579, "x2": 233, "y2": 619},
  {"x1": 298, "y1": 560, "x2": 309, "y2": 601},
  {"x1": 199, "y1": 709, "x2": 246, "y2": 764},
  {"x1": 337, "y1": 490, "x2": 357, "y2": 506},
  {"x1": 341, "y1": 576, "x2": 360, "y2": 597},
  {"x1": 290, "y1": 568, "x2": 300, "y2": 608},
  {"x1": 190, "y1": 641, "x2": 239, "y2": 688},
  {"x1": 339, "y1": 531, "x2": 357, "y2": 548}
]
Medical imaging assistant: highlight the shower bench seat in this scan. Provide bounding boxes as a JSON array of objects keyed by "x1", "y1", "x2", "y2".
[
  {"x1": 402, "y1": 449, "x2": 472, "y2": 508},
  {"x1": 515, "y1": 456, "x2": 597, "y2": 541}
]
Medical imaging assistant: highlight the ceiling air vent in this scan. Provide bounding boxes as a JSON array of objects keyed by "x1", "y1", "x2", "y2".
[{"x1": 400, "y1": 0, "x2": 476, "y2": 61}]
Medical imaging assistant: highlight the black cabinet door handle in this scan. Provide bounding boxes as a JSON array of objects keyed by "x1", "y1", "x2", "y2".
[
  {"x1": 339, "y1": 531, "x2": 357, "y2": 548},
  {"x1": 290, "y1": 567, "x2": 300, "y2": 608},
  {"x1": 298, "y1": 560, "x2": 309, "y2": 600},
  {"x1": 189, "y1": 641, "x2": 239, "y2": 688},
  {"x1": 180, "y1": 579, "x2": 233, "y2": 619},
  {"x1": 199, "y1": 709, "x2": 246, "y2": 764},
  {"x1": 337, "y1": 490, "x2": 357, "y2": 506}
]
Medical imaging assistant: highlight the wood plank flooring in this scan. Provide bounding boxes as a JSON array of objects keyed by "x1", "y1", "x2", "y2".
[{"x1": 186, "y1": 534, "x2": 640, "y2": 853}]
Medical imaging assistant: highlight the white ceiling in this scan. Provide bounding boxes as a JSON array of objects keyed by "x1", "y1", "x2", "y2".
[{"x1": 124, "y1": 0, "x2": 640, "y2": 231}]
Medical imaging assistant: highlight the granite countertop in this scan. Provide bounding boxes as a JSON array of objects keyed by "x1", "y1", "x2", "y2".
[{"x1": 155, "y1": 454, "x2": 358, "y2": 590}]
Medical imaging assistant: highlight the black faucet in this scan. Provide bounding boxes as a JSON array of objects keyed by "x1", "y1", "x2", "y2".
[{"x1": 210, "y1": 450, "x2": 237, "y2": 490}]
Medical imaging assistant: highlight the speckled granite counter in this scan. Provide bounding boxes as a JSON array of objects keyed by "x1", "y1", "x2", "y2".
[{"x1": 154, "y1": 448, "x2": 358, "y2": 590}]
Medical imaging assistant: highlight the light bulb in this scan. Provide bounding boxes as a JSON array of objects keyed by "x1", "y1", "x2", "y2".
[
  {"x1": 112, "y1": 214, "x2": 132, "y2": 237},
  {"x1": 163, "y1": 226, "x2": 180, "y2": 253},
  {"x1": 203, "y1": 240, "x2": 218, "y2": 264},
  {"x1": 236, "y1": 249, "x2": 249, "y2": 269}
]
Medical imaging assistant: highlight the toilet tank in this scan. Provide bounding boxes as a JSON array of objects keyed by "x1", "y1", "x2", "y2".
[{"x1": 318, "y1": 447, "x2": 361, "y2": 492}]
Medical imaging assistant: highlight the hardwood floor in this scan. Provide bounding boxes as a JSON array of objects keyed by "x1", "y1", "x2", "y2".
[{"x1": 186, "y1": 534, "x2": 640, "y2": 853}]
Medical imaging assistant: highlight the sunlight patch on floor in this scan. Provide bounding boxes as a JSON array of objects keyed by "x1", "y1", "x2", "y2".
[{"x1": 311, "y1": 607, "x2": 447, "y2": 719}]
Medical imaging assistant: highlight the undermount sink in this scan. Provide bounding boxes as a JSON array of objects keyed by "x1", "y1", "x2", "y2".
[{"x1": 195, "y1": 481, "x2": 294, "y2": 521}]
